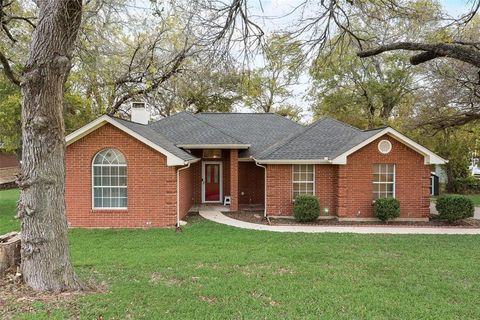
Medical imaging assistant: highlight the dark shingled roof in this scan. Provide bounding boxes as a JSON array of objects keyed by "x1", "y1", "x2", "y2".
[
  {"x1": 110, "y1": 113, "x2": 386, "y2": 162},
  {"x1": 149, "y1": 112, "x2": 245, "y2": 145},
  {"x1": 196, "y1": 113, "x2": 304, "y2": 158},
  {"x1": 112, "y1": 117, "x2": 197, "y2": 162},
  {"x1": 256, "y1": 117, "x2": 384, "y2": 160}
]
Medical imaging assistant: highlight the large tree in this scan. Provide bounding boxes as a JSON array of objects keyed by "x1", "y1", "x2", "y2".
[
  {"x1": 241, "y1": 34, "x2": 304, "y2": 114},
  {"x1": 0, "y1": 0, "x2": 84, "y2": 291}
]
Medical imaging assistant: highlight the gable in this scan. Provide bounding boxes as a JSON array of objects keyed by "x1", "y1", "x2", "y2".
[
  {"x1": 66, "y1": 116, "x2": 197, "y2": 166},
  {"x1": 331, "y1": 128, "x2": 447, "y2": 165}
]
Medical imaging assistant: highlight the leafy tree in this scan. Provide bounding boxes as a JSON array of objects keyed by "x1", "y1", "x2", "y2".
[
  {"x1": 310, "y1": 44, "x2": 416, "y2": 128},
  {"x1": 0, "y1": 75, "x2": 21, "y2": 154},
  {"x1": 242, "y1": 34, "x2": 304, "y2": 115}
]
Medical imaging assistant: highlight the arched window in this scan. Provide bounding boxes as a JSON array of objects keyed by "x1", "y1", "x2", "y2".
[{"x1": 92, "y1": 149, "x2": 127, "y2": 209}]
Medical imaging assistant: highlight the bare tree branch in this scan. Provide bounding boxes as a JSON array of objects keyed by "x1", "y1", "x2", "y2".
[
  {"x1": 357, "y1": 42, "x2": 480, "y2": 68},
  {"x1": 0, "y1": 50, "x2": 20, "y2": 85}
]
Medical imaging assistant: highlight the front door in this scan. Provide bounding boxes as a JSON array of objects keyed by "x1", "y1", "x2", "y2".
[{"x1": 202, "y1": 162, "x2": 222, "y2": 203}]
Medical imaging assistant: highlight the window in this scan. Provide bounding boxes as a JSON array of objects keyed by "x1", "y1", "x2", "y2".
[
  {"x1": 92, "y1": 149, "x2": 127, "y2": 209},
  {"x1": 203, "y1": 149, "x2": 222, "y2": 159},
  {"x1": 293, "y1": 164, "x2": 315, "y2": 198},
  {"x1": 373, "y1": 164, "x2": 395, "y2": 199}
]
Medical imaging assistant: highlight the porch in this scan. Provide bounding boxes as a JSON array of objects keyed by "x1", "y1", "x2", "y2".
[{"x1": 185, "y1": 149, "x2": 265, "y2": 211}]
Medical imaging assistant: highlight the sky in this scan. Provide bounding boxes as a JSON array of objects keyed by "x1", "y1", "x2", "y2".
[{"x1": 131, "y1": 0, "x2": 475, "y2": 121}]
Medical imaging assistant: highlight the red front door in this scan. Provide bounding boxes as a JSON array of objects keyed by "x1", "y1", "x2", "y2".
[{"x1": 204, "y1": 163, "x2": 221, "y2": 202}]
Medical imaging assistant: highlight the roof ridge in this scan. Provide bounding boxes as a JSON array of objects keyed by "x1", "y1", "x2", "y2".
[
  {"x1": 190, "y1": 113, "x2": 246, "y2": 144},
  {"x1": 198, "y1": 112, "x2": 302, "y2": 126},
  {"x1": 362, "y1": 126, "x2": 388, "y2": 132},
  {"x1": 255, "y1": 121, "x2": 314, "y2": 159},
  {"x1": 320, "y1": 116, "x2": 362, "y2": 132},
  {"x1": 256, "y1": 117, "x2": 361, "y2": 160},
  {"x1": 152, "y1": 111, "x2": 192, "y2": 124},
  {"x1": 109, "y1": 115, "x2": 148, "y2": 126}
]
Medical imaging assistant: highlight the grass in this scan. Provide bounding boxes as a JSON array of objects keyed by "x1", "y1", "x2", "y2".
[
  {"x1": 1, "y1": 189, "x2": 480, "y2": 319},
  {"x1": 431, "y1": 194, "x2": 480, "y2": 207},
  {"x1": 0, "y1": 188, "x2": 20, "y2": 234}
]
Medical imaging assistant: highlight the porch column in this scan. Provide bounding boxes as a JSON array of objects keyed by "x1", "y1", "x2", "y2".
[{"x1": 229, "y1": 149, "x2": 238, "y2": 211}]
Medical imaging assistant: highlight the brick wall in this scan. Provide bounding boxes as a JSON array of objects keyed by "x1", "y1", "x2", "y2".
[
  {"x1": 266, "y1": 135, "x2": 431, "y2": 219},
  {"x1": 178, "y1": 164, "x2": 194, "y2": 220},
  {"x1": 315, "y1": 165, "x2": 337, "y2": 216},
  {"x1": 66, "y1": 124, "x2": 178, "y2": 228},
  {"x1": 238, "y1": 161, "x2": 265, "y2": 205},
  {"x1": 266, "y1": 164, "x2": 293, "y2": 215},
  {"x1": 0, "y1": 152, "x2": 19, "y2": 169},
  {"x1": 337, "y1": 134, "x2": 430, "y2": 218}
]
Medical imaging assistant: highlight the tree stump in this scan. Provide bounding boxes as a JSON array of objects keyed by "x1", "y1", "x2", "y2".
[{"x1": 0, "y1": 232, "x2": 21, "y2": 277}]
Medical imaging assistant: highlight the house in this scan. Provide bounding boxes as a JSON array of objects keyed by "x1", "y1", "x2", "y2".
[
  {"x1": 65, "y1": 111, "x2": 447, "y2": 228},
  {"x1": 0, "y1": 152, "x2": 20, "y2": 189}
]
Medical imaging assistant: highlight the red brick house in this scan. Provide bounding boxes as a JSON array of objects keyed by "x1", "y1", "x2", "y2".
[{"x1": 65, "y1": 112, "x2": 446, "y2": 228}]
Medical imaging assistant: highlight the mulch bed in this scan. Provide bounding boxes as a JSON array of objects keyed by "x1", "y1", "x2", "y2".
[{"x1": 224, "y1": 211, "x2": 480, "y2": 228}]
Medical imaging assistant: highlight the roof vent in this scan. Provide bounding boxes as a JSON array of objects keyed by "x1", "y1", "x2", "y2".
[
  {"x1": 130, "y1": 102, "x2": 150, "y2": 125},
  {"x1": 378, "y1": 139, "x2": 392, "y2": 154}
]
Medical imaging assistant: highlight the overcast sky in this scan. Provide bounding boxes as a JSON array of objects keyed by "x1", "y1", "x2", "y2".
[{"x1": 131, "y1": 0, "x2": 473, "y2": 121}]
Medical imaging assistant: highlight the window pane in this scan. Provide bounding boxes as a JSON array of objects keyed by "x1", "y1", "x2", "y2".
[
  {"x1": 102, "y1": 198, "x2": 111, "y2": 208},
  {"x1": 111, "y1": 198, "x2": 119, "y2": 208},
  {"x1": 293, "y1": 172, "x2": 300, "y2": 181},
  {"x1": 119, "y1": 188, "x2": 127, "y2": 197},
  {"x1": 111, "y1": 166, "x2": 118, "y2": 176},
  {"x1": 101, "y1": 166, "x2": 110, "y2": 176},
  {"x1": 102, "y1": 176, "x2": 109, "y2": 186},
  {"x1": 111, "y1": 176, "x2": 118, "y2": 186},
  {"x1": 94, "y1": 198, "x2": 102, "y2": 207},
  {"x1": 119, "y1": 198, "x2": 127, "y2": 207},
  {"x1": 118, "y1": 167, "x2": 126, "y2": 176},
  {"x1": 119, "y1": 177, "x2": 127, "y2": 186},
  {"x1": 306, "y1": 172, "x2": 314, "y2": 181}
]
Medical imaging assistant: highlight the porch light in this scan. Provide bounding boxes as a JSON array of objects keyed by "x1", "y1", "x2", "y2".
[{"x1": 323, "y1": 207, "x2": 329, "y2": 215}]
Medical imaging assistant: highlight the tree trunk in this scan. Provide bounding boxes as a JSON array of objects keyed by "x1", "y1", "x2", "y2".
[{"x1": 17, "y1": 0, "x2": 83, "y2": 292}]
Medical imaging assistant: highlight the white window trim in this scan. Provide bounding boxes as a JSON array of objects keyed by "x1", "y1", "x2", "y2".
[
  {"x1": 292, "y1": 164, "x2": 316, "y2": 201},
  {"x1": 372, "y1": 164, "x2": 396, "y2": 199},
  {"x1": 91, "y1": 149, "x2": 128, "y2": 210},
  {"x1": 201, "y1": 161, "x2": 223, "y2": 204}
]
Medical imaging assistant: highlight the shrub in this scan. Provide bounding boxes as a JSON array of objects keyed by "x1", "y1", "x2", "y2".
[
  {"x1": 436, "y1": 194, "x2": 475, "y2": 223},
  {"x1": 450, "y1": 177, "x2": 480, "y2": 194},
  {"x1": 293, "y1": 194, "x2": 320, "y2": 222},
  {"x1": 373, "y1": 198, "x2": 400, "y2": 222}
]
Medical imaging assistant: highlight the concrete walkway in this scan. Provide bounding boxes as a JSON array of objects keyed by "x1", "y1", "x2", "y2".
[{"x1": 199, "y1": 210, "x2": 480, "y2": 235}]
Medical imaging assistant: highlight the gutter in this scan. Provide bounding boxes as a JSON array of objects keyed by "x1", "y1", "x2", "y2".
[
  {"x1": 176, "y1": 160, "x2": 195, "y2": 229},
  {"x1": 252, "y1": 157, "x2": 268, "y2": 218}
]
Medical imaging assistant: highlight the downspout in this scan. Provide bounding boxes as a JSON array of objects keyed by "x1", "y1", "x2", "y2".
[
  {"x1": 253, "y1": 158, "x2": 267, "y2": 218},
  {"x1": 176, "y1": 161, "x2": 192, "y2": 229}
]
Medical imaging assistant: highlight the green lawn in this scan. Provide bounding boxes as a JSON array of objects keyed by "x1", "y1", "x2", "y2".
[{"x1": 2, "y1": 189, "x2": 480, "y2": 319}]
